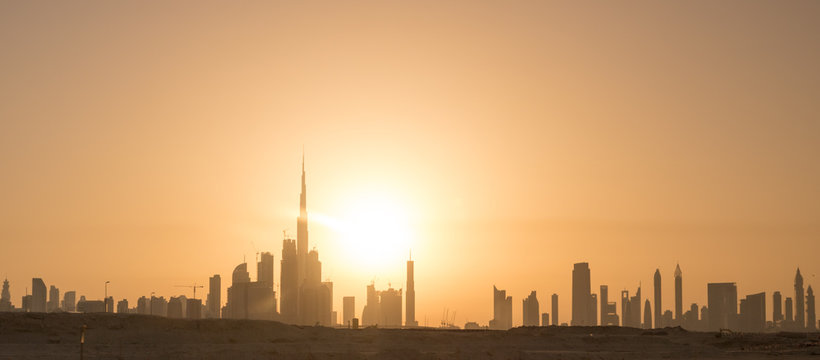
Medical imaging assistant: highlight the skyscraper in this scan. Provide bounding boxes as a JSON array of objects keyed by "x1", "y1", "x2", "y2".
[
  {"x1": 297, "y1": 153, "x2": 309, "y2": 289},
  {"x1": 773, "y1": 291, "x2": 783, "y2": 325},
  {"x1": 551, "y1": 293, "x2": 559, "y2": 326},
  {"x1": 0, "y1": 278, "x2": 10, "y2": 311},
  {"x1": 707, "y1": 282, "x2": 738, "y2": 331},
  {"x1": 739, "y1": 292, "x2": 766, "y2": 332},
  {"x1": 807, "y1": 286, "x2": 816, "y2": 331},
  {"x1": 785, "y1": 297, "x2": 794, "y2": 325},
  {"x1": 674, "y1": 264, "x2": 682, "y2": 325},
  {"x1": 343, "y1": 296, "x2": 355, "y2": 327},
  {"x1": 406, "y1": 254, "x2": 417, "y2": 327},
  {"x1": 522, "y1": 291, "x2": 539, "y2": 326},
  {"x1": 280, "y1": 237, "x2": 298, "y2": 323},
  {"x1": 31, "y1": 278, "x2": 46, "y2": 313},
  {"x1": 207, "y1": 274, "x2": 221, "y2": 318},
  {"x1": 48, "y1": 285, "x2": 59, "y2": 312},
  {"x1": 490, "y1": 286, "x2": 512, "y2": 330},
  {"x1": 643, "y1": 299, "x2": 652, "y2": 329},
  {"x1": 63, "y1": 291, "x2": 76, "y2": 312},
  {"x1": 258, "y1": 252, "x2": 274, "y2": 287},
  {"x1": 795, "y1": 268, "x2": 805, "y2": 329},
  {"x1": 654, "y1": 269, "x2": 661, "y2": 329},
  {"x1": 224, "y1": 262, "x2": 250, "y2": 319},
  {"x1": 571, "y1": 262, "x2": 591, "y2": 326}
]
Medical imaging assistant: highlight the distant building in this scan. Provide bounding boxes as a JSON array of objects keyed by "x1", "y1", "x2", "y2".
[
  {"x1": 150, "y1": 296, "x2": 168, "y2": 317},
  {"x1": 0, "y1": 278, "x2": 11, "y2": 311},
  {"x1": 674, "y1": 264, "x2": 683, "y2": 326},
  {"x1": 490, "y1": 285, "x2": 512, "y2": 330},
  {"x1": 79, "y1": 300, "x2": 105, "y2": 313},
  {"x1": 682, "y1": 303, "x2": 699, "y2": 330},
  {"x1": 589, "y1": 293, "x2": 597, "y2": 326},
  {"x1": 643, "y1": 299, "x2": 652, "y2": 329},
  {"x1": 225, "y1": 262, "x2": 250, "y2": 319},
  {"x1": 795, "y1": 268, "x2": 805, "y2": 329},
  {"x1": 464, "y1": 321, "x2": 482, "y2": 330},
  {"x1": 280, "y1": 238, "x2": 298, "y2": 323},
  {"x1": 571, "y1": 262, "x2": 591, "y2": 326},
  {"x1": 187, "y1": 298, "x2": 202, "y2": 319},
  {"x1": 551, "y1": 294, "x2": 559, "y2": 326},
  {"x1": 522, "y1": 291, "x2": 539, "y2": 326},
  {"x1": 707, "y1": 282, "x2": 738, "y2": 331},
  {"x1": 621, "y1": 285, "x2": 642, "y2": 328},
  {"x1": 48, "y1": 286, "x2": 59, "y2": 312},
  {"x1": 739, "y1": 292, "x2": 765, "y2": 332},
  {"x1": 361, "y1": 283, "x2": 402, "y2": 328},
  {"x1": 137, "y1": 296, "x2": 149, "y2": 315},
  {"x1": 807, "y1": 286, "x2": 816, "y2": 331},
  {"x1": 63, "y1": 291, "x2": 76, "y2": 312},
  {"x1": 168, "y1": 296, "x2": 185, "y2": 318},
  {"x1": 22, "y1": 295, "x2": 31, "y2": 312},
  {"x1": 362, "y1": 283, "x2": 380, "y2": 327},
  {"x1": 541, "y1": 313, "x2": 549, "y2": 326},
  {"x1": 207, "y1": 274, "x2": 221, "y2": 319},
  {"x1": 105, "y1": 296, "x2": 114, "y2": 313},
  {"x1": 343, "y1": 296, "x2": 355, "y2": 327},
  {"x1": 662, "y1": 310, "x2": 673, "y2": 327},
  {"x1": 785, "y1": 297, "x2": 794, "y2": 325},
  {"x1": 31, "y1": 278, "x2": 47, "y2": 313},
  {"x1": 654, "y1": 269, "x2": 661, "y2": 329},
  {"x1": 117, "y1": 299, "x2": 129, "y2": 314},
  {"x1": 773, "y1": 291, "x2": 783, "y2": 326},
  {"x1": 406, "y1": 255, "x2": 417, "y2": 327},
  {"x1": 600, "y1": 285, "x2": 619, "y2": 326}
]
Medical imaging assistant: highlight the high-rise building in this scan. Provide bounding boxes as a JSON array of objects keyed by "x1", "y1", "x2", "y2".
[
  {"x1": 795, "y1": 268, "x2": 805, "y2": 329},
  {"x1": 258, "y1": 252, "x2": 274, "y2": 287},
  {"x1": 773, "y1": 291, "x2": 783, "y2": 325},
  {"x1": 643, "y1": 299, "x2": 652, "y2": 329},
  {"x1": 551, "y1": 293, "x2": 559, "y2": 326},
  {"x1": 541, "y1": 313, "x2": 549, "y2": 326},
  {"x1": 674, "y1": 264, "x2": 682, "y2": 325},
  {"x1": 379, "y1": 287, "x2": 402, "y2": 327},
  {"x1": 522, "y1": 291, "x2": 539, "y2": 326},
  {"x1": 406, "y1": 254, "x2": 417, "y2": 327},
  {"x1": 600, "y1": 285, "x2": 619, "y2": 326},
  {"x1": 63, "y1": 291, "x2": 76, "y2": 312},
  {"x1": 0, "y1": 278, "x2": 11, "y2": 311},
  {"x1": 31, "y1": 278, "x2": 46, "y2": 313},
  {"x1": 808, "y1": 286, "x2": 816, "y2": 331},
  {"x1": 280, "y1": 238, "x2": 298, "y2": 323},
  {"x1": 654, "y1": 269, "x2": 662, "y2": 329},
  {"x1": 297, "y1": 154, "x2": 309, "y2": 291},
  {"x1": 117, "y1": 299, "x2": 129, "y2": 313},
  {"x1": 621, "y1": 285, "x2": 642, "y2": 328},
  {"x1": 48, "y1": 285, "x2": 59, "y2": 312},
  {"x1": 343, "y1": 296, "x2": 355, "y2": 327},
  {"x1": 589, "y1": 293, "x2": 597, "y2": 326},
  {"x1": 571, "y1": 262, "x2": 591, "y2": 326},
  {"x1": 224, "y1": 262, "x2": 250, "y2": 319},
  {"x1": 187, "y1": 298, "x2": 202, "y2": 319},
  {"x1": 785, "y1": 297, "x2": 794, "y2": 324},
  {"x1": 207, "y1": 274, "x2": 221, "y2": 318},
  {"x1": 739, "y1": 292, "x2": 766, "y2": 332},
  {"x1": 490, "y1": 285, "x2": 512, "y2": 330},
  {"x1": 707, "y1": 282, "x2": 738, "y2": 331},
  {"x1": 362, "y1": 283, "x2": 380, "y2": 327}
]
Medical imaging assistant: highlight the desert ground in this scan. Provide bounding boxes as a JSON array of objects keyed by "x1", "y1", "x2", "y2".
[{"x1": 1, "y1": 313, "x2": 819, "y2": 359}]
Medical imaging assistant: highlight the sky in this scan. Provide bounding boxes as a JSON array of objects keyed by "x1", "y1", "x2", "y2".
[{"x1": 1, "y1": 1, "x2": 819, "y2": 326}]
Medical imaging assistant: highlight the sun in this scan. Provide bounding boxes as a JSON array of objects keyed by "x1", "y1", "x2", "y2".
[{"x1": 328, "y1": 191, "x2": 415, "y2": 270}]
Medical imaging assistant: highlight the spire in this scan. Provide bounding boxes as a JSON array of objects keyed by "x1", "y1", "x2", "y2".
[{"x1": 674, "y1": 263, "x2": 682, "y2": 278}]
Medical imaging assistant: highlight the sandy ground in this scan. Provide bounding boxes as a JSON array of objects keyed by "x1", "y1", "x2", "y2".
[{"x1": 1, "y1": 313, "x2": 819, "y2": 359}]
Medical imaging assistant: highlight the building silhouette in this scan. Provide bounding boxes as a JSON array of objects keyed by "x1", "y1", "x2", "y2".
[
  {"x1": 739, "y1": 292, "x2": 765, "y2": 332},
  {"x1": 224, "y1": 258, "x2": 278, "y2": 321},
  {"x1": 490, "y1": 285, "x2": 512, "y2": 330},
  {"x1": 795, "y1": 268, "x2": 805, "y2": 329},
  {"x1": 280, "y1": 237, "x2": 298, "y2": 323},
  {"x1": 600, "y1": 285, "x2": 619, "y2": 326},
  {"x1": 654, "y1": 269, "x2": 661, "y2": 329},
  {"x1": 522, "y1": 291, "x2": 539, "y2": 326},
  {"x1": 225, "y1": 262, "x2": 250, "y2": 318},
  {"x1": 643, "y1": 299, "x2": 652, "y2": 329},
  {"x1": 551, "y1": 293, "x2": 558, "y2": 326},
  {"x1": 406, "y1": 254, "x2": 417, "y2": 327},
  {"x1": 63, "y1": 291, "x2": 75, "y2": 312},
  {"x1": 707, "y1": 282, "x2": 737, "y2": 331},
  {"x1": 773, "y1": 291, "x2": 783, "y2": 326},
  {"x1": 48, "y1": 285, "x2": 59, "y2": 312},
  {"x1": 0, "y1": 278, "x2": 11, "y2": 311},
  {"x1": 168, "y1": 296, "x2": 185, "y2": 318},
  {"x1": 105, "y1": 296, "x2": 114, "y2": 313},
  {"x1": 674, "y1": 264, "x2": 682, "y2": 325},
  {"x1": 187, "y1": 298, "x2": 202, "y2": 319},
  {"x1": 621, "y1": 285, "x2": 642, "y2": 328},
  {"x1": 785, "y1": 297, "x2": 794, "y2": 326},
  {"x1": 590, "y1": 293, "x2": 597, "y2": 326},
  {"x1": 150, "y1": 296, "x2": 168, "y2": 316},
  {"x1": 362, "y1": 283, "x2": 380, "y2": 327},
  {"x1": 207, "y1": 274, "x2": 221, "y2": 318},
  {"x1": 361, "y1": 283, "x2": 402, "y2": 328},
  {"x1": 541, "y1": 313, "x2": 549, "y2": 326},
  {"x1": 571, "y1": 262, "x2": 591, "y2": 326},
  {"x1": 31, "y1": 278, "x2": 46, "y2": 313},
  {"x1": 343, "y1": 296, "x2": 355, "y2": 327},
  {"x1": 808, "y1": 286, "x2": 816, "y2": 331},
  {"x1": 137, "y1": 296, "x2": 149, "y2": 315},
  {"x1": 117, "y1": 299, "x2": 128, "y2": 314}
]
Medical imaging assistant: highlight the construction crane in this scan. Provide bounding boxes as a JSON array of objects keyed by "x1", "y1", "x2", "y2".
[{"x1": 175, "y1": 284, "x2": 204, "y2": 299}]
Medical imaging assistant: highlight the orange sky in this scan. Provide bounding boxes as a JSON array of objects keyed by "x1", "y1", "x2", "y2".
[{"x1": 1, "y1": 1, "x2": 819, "y2": 326}]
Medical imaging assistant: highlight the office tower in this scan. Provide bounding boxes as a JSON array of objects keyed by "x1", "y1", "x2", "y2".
[
  {"x1": 551, "y1": 293, "x2": 559, "y2": 326},
  {"x1": 150, "y1": 296, "x2": 168, "y2": 317},
  {"x1": 785, "y1": 297, "x2": 794, "y2": 324},
  {"x1": 187, "y1": 298, "x2": 202, "y2": 319},
  {"x1": 320, "y1": 281, "x2": 333, "y2": 326},
  {"x1": 674, "y1": 264, "x2": 682, "y2": 325},
  {"x1": 168, "y1": 297, "x2": 184, "y2": 318},
  {"x1": 571, "y1": 262, "x2": 591, "y2": 326},
  {"x1": 297, "y1": 154, "x2": 309, "y2": 291},
  {"x1": 643, "y1": 299, "x2": 652, "y2": 329},
  {"x1": 739, "y1": 292, "x2": 765, "y2": 332},
  {"x1": 600, "y1": 285, "x2": 618, "y2": 326},
  {"x1": 589, "y1": 293, "x2": 597, "y2": 326},
  {"x1": 795, "y1": 268, "x2": 805, "y2": 329},
  {"x1": 0, "y1": 278, "x2": 10, "y2": 311},
  {"x1": 22, "y1": 295, "x2": 31, "y2": 312},
  {"x1": 63, "y1": 291, "x2": 76, "y2": 312},
  {"x1": 808, "y1": 286, "x2": 816, "y2": 331},
  {"x1": 31, "y1": 278, "x2": 46, "y2": 313},
  {"x1": 207, "y1": 274, "x2": 221, "y2": 318},
  {"x1": 542, "y1": 313, "x2": 549, "y2": 326},
  {"x1": 280, "y1": 238, "x2": 298, "y2": 323},
  {"x1": 117, "y1": 299, "x2": 128, "y2": 313},
  {"x1": 654, "y1": 269, "x2": 661, "y2": 329},
  {"x1": 48, "y1": 286, "x2": 59, "y2": 312},
  {"x1": 137, "y1": 296, "x2": 149, "y2": 315},
  {"x1": 380, "y1": 287, "x2": 402, "y2": 327},
  {"x1": 490, "y1": 285, "x2": 512, "y2": 330},
  {"x1": 682, "y1": 303, "x2": 699, "y2": 330},
  {"x1": 225, "y1": 262, "x2": 250, "y2": 319},
  {"x1": 662, "y1": 310, "x2": 673, "y2": 327},
  {"x1": 343, "y1": 296, "x2": 355, "y2": 327},
  {"x1": 707, "y1": 282, "x2": 738, "y2": 331},
  {"x1": 362, "y1": 283, "x2": 381, "y2": 326},
  {"x1": 773, "y1": 291, "x2": 783, "y2": 325},
  {"x1": 258, "y1": 252, "x2": 274, "y2": 287},
  {"x1": 523, "y1": 291, "x2": 539, "y2": 326},
  {"x1": 105, "y1": 296, "x2": 114, "y2": 313},
  {"x1": 621, "y1": 285, "x2": 642, "y2": 328},
  {"x1": 406, "y1": 255, "x2": 417, "y2": 327}
]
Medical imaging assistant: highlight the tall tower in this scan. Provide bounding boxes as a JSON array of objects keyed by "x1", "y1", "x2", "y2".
[
  {"x1": 551, "y1": 293, "x2": 559, "y2": 325},
  {"x1": 297, "y1": 153, "x2": 309, "y2": 287},
  {"x1": 654, "y1": 269, "x2": 661, "y2": 328},
  {"x1": 207, "y1": 274, "x2": 221, "y2": 318},
  {"x1": 572, "y1": 262, "x2": 591, "y2": 326},
  {"x1": 773, "y1": 291, "x2": 783, "y2": 324},
  {"x1": 795, "y1": 268, "x2": 805, "y2": 329},
  {"x1": 807, "y1": 286, "x2": 816, "y2": 331},
  {"x1": 674, "y1": 264, "x2": 682, "y2": 325},
  {"x1": 405, "y1": 252, "x2": 417, "y2": 327}
]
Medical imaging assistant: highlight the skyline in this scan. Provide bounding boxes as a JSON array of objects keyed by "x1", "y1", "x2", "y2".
[{"x1": 2, "y1": 0, "x2": 820, "y2": 329}]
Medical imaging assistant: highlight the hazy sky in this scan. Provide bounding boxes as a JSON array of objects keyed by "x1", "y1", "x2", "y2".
[{"x1": 1, "y1": 1, "x2": 819, "y2": 326}]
